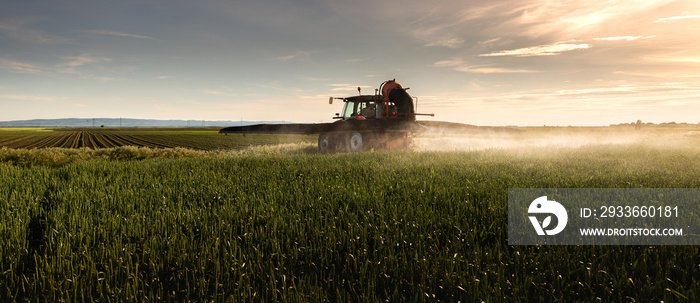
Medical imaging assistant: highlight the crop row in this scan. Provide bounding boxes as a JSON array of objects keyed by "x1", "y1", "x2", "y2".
[
  {"x1": 0, "y1": 130, "x2": 317, "y2": 150},
  {"x1": 0, "y1": 132, "x2": 111, "y2": 149},
  {"x1": 0, "y1": 132, "x2": 194, "y2": 149}
]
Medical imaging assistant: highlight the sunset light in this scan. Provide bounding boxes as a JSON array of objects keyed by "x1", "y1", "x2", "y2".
[{"x1": 1, "y1": 0, "x2": 699, "y2": 126}]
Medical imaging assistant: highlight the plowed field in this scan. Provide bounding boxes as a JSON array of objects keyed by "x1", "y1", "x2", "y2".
[{"x1": 0, "y1": 128, "x2": 316, "y2": 150}]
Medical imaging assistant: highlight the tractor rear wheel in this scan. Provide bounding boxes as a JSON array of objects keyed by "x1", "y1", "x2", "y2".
[{"x1": 346, "y1": 132, "x2": 364, "y2": 153}]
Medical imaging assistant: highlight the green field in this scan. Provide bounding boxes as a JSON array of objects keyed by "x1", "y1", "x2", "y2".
[{"x1": 1, "y1": 126, "x2": 700, "y2": 301}]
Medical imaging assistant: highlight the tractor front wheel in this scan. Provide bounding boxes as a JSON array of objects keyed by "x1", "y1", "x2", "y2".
[{"x1": 318, "y1": 133, "x2": 335, "y2": 154}]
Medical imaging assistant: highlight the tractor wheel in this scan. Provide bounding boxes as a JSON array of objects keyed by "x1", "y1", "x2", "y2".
[
  {"x1": 346, "y1": 132, "x2": 364, "y2": 153},
  {"x1": 318, "y1": 133, "x2": 335, "y2": 154}
]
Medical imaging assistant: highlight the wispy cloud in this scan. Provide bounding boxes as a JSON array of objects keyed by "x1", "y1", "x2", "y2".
[
  {"x1": 297, "y1": 75, "x2": 328, "y2": 81},
  {"x1": 391, "y1": 2, "x2": 512, "y2": 49},
  {"x1": 156, "y1": 75, "x2": 176, "y2": 80},
  {"x1": 61, "y1": 55, "x2": 111, "y2": 68},
  {"x1": 276, "y1": 50, "x2": 313, "y2": 61},
  {"x1": 0, "y1": 58, "x2": 42, "y2": 74},
  {"x1": 81, "y1": 29, "x2": 159, "y2": 40},
  {"x1": 433, "y1": 59, "x2": 537, "y2": 73},
  {"x1": 202, "y1": 89, "x2": 238, "y2": 97},
  {"x1": 424, "y1": 37, "x2": 465, "y2": 48},
  {"x1": 480, "y1": 42, "x2": 590, "y2": 57},
  {"x1": 0, "y1": 94, "x2": 63, "y2": 101},
  {"x1": 57, "y1": 55, "x2": 112, "y2": 73},
  {"x1": 54, "y1": 55, "x2": 127, "y2": 81},
  {"x1": 594, "y1": 36, "x2": 656, "y2": 41},
  {"x1": 80, "y1": 75, "x2": 125, "y2": 82},
  {"x1": 0, "y1": 19, "x2": 69, "y2": 44},
  {"x1": 654, "y1": 15, "x2": 700, "y2": 23},
  {"x1": 508, "y1": 0, "x2": 675, "y2": 38},
  {"x1": 551, "y1": 85, "x2": 687, "y2": 96},
  {"x1": 328, "y1": 84, "x2": 369, "y2": 92},
  {"x1": 202, "y1": 89, "x2": 227, "y2": 96},
  {"x1": 479, "y1": 38, "x2": 502, "y2": 45}
]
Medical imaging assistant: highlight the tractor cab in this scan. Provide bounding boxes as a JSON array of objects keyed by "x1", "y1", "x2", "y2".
[
  {"x1": 332, "y1": 94, "x2": 410, "y2": 121},
  {"x1": 333, "y1": 95, "x2": 381, "y2": 121}
]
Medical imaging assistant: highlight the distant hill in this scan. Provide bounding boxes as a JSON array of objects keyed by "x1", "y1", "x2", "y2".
[{"x1": 0, "y1": 118, "x2": 290, "y2": 128}]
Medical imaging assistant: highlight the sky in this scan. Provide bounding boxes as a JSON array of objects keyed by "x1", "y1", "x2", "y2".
[{"x1": 1, "y1": 0, "x2": 700, "y2": 126}]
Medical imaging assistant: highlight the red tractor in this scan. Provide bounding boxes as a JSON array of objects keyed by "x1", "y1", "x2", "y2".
[{"x1": 220, "y1": 80, "x2": 433, "y2": 153}]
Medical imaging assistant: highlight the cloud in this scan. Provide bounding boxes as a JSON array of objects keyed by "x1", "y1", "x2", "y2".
[
  {"x1": 494, "y1": 84, "x2": 700, "y2": 111},
  {"x1": 202, "y1": 89, "x2": 239, "y2": 97},
  {"x1": 594, "y1": 36, "x2": 656, "y2": 41},
  {"x1": 60, "y1": 55, "x2": 112, "y2": 68},
  {"x1": 328, "y1": 84, "x2": 369, "y2": 92},
  {"x1": 425, "y1": 83, "x2": 700, "y2": 116},
  {"x1": 505, "y1": 0, "x2": 676, "y2": 38},
  {"x1": 81, "y1": 29, "x2": 159, "y2": 40},
  {"x1": 0, "y1": 58, "x2": 42, "y2": 74},
  {"x1": 433, "y1": 59, "x2": 537, "y2": 73},
  {"x1": 479, "y1": 38, "x2": 502, "y2": 45},
  {"x1": 203, "y1": 89, "x2": 229, "y2": 96},
  {"x1": 321, "y1": 0, "x2": 678, "y2": 54},
  {"x1": 54, "y1": 55, "x2": 127, "y2": 82},
  {"x1": 424, "y1": 37, "x2": 465, "y2": 48},
  {"x1": 654, "y1": 15, "x2": 700, "y2": 23},
  {"x1": 297, "y1": 75, "x2": 329, "y2": 81},
  {"x1": 355, "y1": 0, "x2": 676, "y2": 47},
  {"x1": 80, "y1": 75, "x2": 125, "y2": 82},
  {"x1": 57, "y1": 55, "x2": 112, "y2": 74},
  {"x1": 156, "y1": 75, "x2": 176, "y2": 79},
  {"x1": 552, "y1": 85, "x2": 675, "y2": 96},
  {"x1": 480, "y1": 42, "x2": 590, "y2": 57},
  {"x1": 0, "y1": 94, "x2": 63, "y2": 101},
  {"x1": 0, "y1": 19, "x2": 69, "y2": 44},
  {"x1": 276, "y1": 50, "x2": 313, "y2": 61}
]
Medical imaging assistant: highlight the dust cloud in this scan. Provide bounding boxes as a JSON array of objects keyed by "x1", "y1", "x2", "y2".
[{"x1": 412, "y1": 127, "x2": 699, "y2": 151}]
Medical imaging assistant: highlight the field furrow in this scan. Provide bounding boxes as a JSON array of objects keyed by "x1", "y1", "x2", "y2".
[
  {"x1": 60, "y1": 132, "x2": 81, "y2": 148},
  {"x1": 76, "y1": 132, "x2": 84, "y2": 148},
  {"x1": 52, "y1": 133, "x2": 75, "y2": 148},
  {"x1": 112, "y1": 134, "x2": 166, "y2": 148},
  {"x1": 83, "y1": 132, "x2": 96, "y2": 149},
  {"x1": 0, "y1": 128, "x2": 317, "y2": 150},
  {"x1": 0, "y1": 136, "x2": 24, "y2": 145},
  {"x1": 100, "y1": 133, "x2": 129, "y2": 147},
  {"x1": 91, "y1": 133, "x2": 110, "y2": 148},
  {"x1": 22, "y1": 135, "x2": 59, "y2": 149},
  {"x1": 131, "y1": 135, "x2": 179, "y2": 148},
  {"x1": 38, "y1": 134, "x2": 69, "y2": 148},
  {"x1": 109, "y1": 134, "x2": 145, "y2": 147},
  {"x1": 3, "y1": 136, "x2": 45, "y2": 149}
]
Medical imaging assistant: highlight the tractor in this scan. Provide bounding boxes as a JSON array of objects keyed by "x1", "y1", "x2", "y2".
[{"x1": 219, "y1": 80, "x2": 433, "y2": 153}]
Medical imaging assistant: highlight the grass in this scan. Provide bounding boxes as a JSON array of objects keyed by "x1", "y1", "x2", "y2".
[{"x1": 1, "y1": 127, "x2": 700, "y2": 301}]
